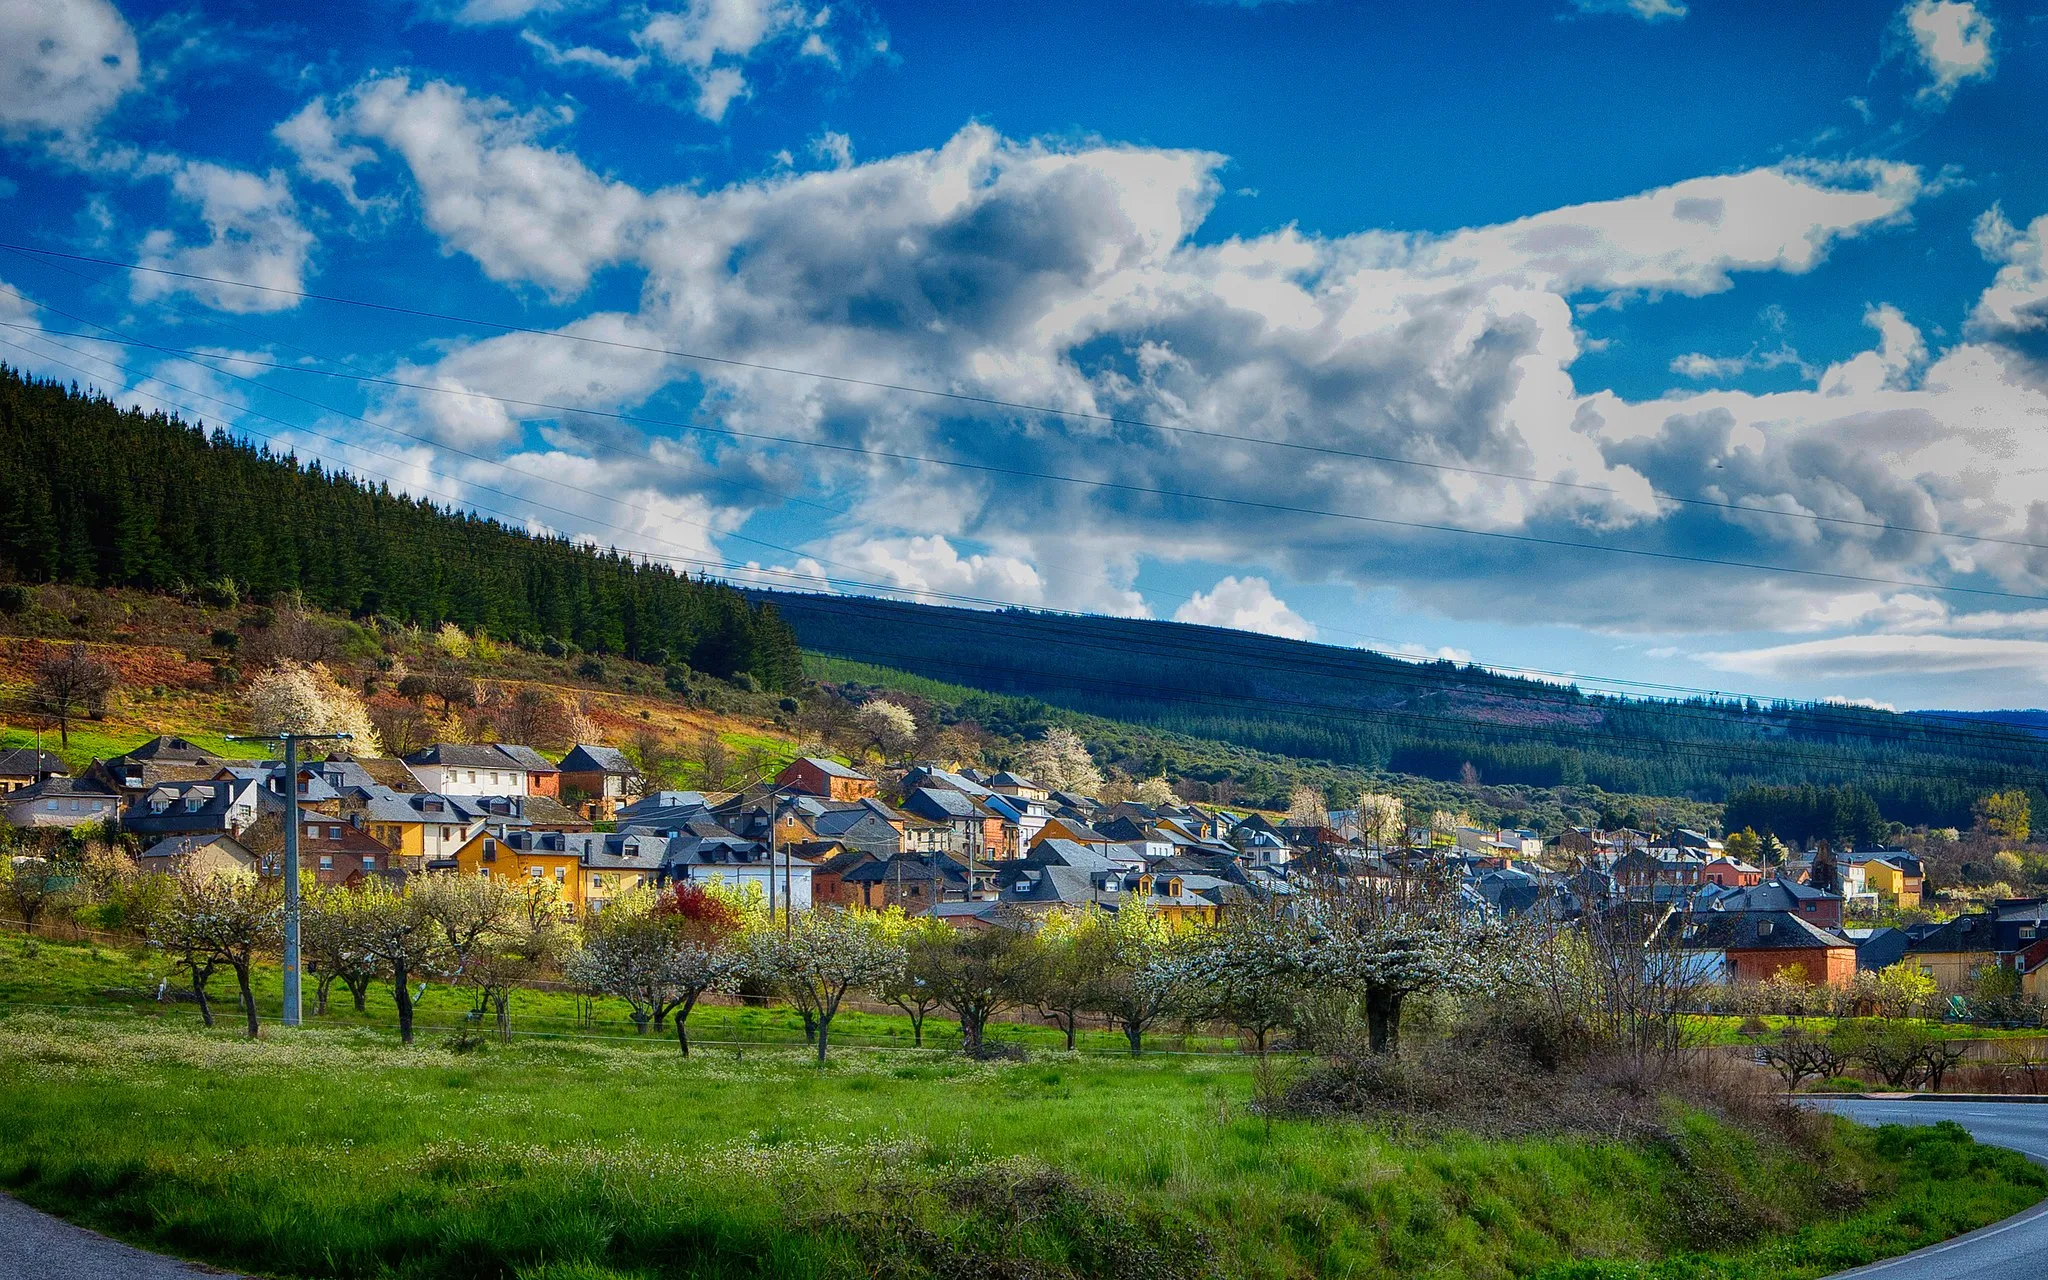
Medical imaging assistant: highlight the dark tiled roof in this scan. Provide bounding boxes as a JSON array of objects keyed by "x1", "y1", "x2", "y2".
[
  {"x1": 559, "y1": 744, "x2": 636, "y2": 775},
  {"x1": 0, "y1": 748, "x2": 65, "y2": 777},
  {"x1": 788, "y1": 755, "x2": 868, "y2": 781},
  {"x1": 1675, "y1": 910, "x2": 1851, "y2": 952}
]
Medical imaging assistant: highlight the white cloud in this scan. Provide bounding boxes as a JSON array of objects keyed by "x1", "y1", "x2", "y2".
[
  {"x1": 274, "y1": 99, "x2": 378, "y2": 210},
  {"x1": 1174, "y1": 575, "x2": 1317, "y2": 640},
  {"x1": 519, "y1": 31, "x2": 649, "y2": 81},
  {"x1": 0, "y1": 0, "x2": 139, "y2": 144},
  {"x1": 423, "y1": 0, "x2": 581, "y2": 26},
  {"x1": 132, "y1": 162, "x2": 313, "y2": 313},
  {"x1": 1971, "y1": 204, "x2": 2048, "y2": 334},
  {"x1": 314, "y1": 85, "x2": 2048, "y2": 653},
  {"x1": 1567, "y1": 0, "x2": 1687, "y2": 20},
  {"x1": 1701, "y1": 634, "x2": 2048, "y2": 687},
  {"x1": 634, "y1": 0, "x2": 839, "y2": 122},
  {"x1": 335, "y1": 76, "x2": 645, "y2": 295},
  {"x1": 1901, "y1": 0, "x2": 1994, "y2": 104}
]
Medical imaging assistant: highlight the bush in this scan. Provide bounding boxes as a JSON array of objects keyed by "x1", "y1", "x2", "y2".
[
  {"x1": 0, "y1": 584, "x2": 28, "y2": 615},
  {"x1": 209, "y1": 628, "x2": 240, "y2": 651},
  {"x1": 198, "y1": 577, "x2": 241, "y2": 609},
  {"x1": 540, "y1": 635, "x2": 568, "y2": 658},
  {"x1": 664, "y1": 664, "x2": 693, "y2": 693},
  {"x1": 732, "y1": 672, "x2": 761, "y2": 694},
  {"x1": 576, "y1": 657, "x2": 607, "y2": 681}
]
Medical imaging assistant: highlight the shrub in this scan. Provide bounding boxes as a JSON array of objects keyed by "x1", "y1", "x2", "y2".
[
  {"x1": 0, "y1": 583, "x2": 28, "y2": 615},
  {"x1": 540, "y1": 635, "x2": 568, "y2": 658},
  {"x1": 664, "y1": 664, "x2": 693, "y2": 693},
  {"x1": 732, "y1": 672, "x2": 761, "y2": 694},
  {"x1": 198, "y1": 577, "x2": 241, "y2": 609},
  {"x1": 209, "y1": 628, "x2": 240, "y2": 651},
  {"x1": 576, "y1": 657, "x2": 607, "y2": 682}
]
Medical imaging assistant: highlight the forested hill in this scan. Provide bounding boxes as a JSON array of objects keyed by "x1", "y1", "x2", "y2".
[
  {"x1": 0, "y1": 369, "x2": 802, "y2": 690},
  {"x1": 753, "y1": 590, "x2": 2048, "y2": 826}
]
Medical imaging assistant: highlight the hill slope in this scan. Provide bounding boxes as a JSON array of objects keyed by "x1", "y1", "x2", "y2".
[{"x1": 757, "y1": 590, "x2": 2048, "y2": 826}]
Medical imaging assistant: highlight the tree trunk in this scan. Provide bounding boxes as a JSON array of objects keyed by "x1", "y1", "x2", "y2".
[
  {"x1": 799, "y1": 1007, "x2": 817, "y2": 1045},
  {"x1": 234, "y1": 961, "x2": 259, "y2": 1039},
  {"x1": 675, "y1": 993, "x2": 698, "y2": 1057},
  {"x1": 495, "y1": 991, "x2": 511, "y2": 1042},
  {"x1": 630, "y1": 1008, "x2": 651, "y2": 1035},
  {"x1": 345, "y1": 976, "x2": 370, "y2": 1012},
  {"x1": 393, "y1": 958, "x2": 415, "y2": 1045},
  {"x1": 815, "y1": 1012, "x2": 832, "y2": 1064},
  {"x1": 314, "y1": 974, "x2": 334, "y2": 1017},
  {"x1": 960, "y1": 1010, "x2": 987, "y2": 1052},
  {"x1": 192, "y1": 965, "x2": 214, "y2": 1028},
  {"x1": 1365, "y1": 987, "x2": 1404, "y2": 1055},
  {"x1": 1124, "y1": 1020, "x2": 1144, "y2": 1056}
]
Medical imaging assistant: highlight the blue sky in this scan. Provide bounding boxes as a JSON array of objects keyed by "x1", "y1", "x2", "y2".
[{"x1": 3, "y1": 0, "x2": 2048, "y2": 710}]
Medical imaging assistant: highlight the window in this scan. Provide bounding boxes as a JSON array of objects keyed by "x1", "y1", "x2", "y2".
[
  {"x1": 46, "y1": 800, "x2": 57, "y2": 811},
  {"x1": 318, "y1": 856, "x2": 333, "y2": 870},
  {"x1": 329, "y1": 827, "x2": 341, "y2": 840},
  {"x1": 467, "y1": 771, "x2": 477, "y2": 783},
  {"x1": 363, "y1": 856, "x2": 376, "y2": 870},
  {"x1": 478, "y1": 869, "x2": 490, "y2": 880},
  {"x1": 306, "y1": 824, "x2": 319, "y2": 839},
  {"x1": 555, "y1": 866, "x2": 566, "y2": 883},
  {"x1": 529, "y1": 867, "x2": 543, "y2": 881}
]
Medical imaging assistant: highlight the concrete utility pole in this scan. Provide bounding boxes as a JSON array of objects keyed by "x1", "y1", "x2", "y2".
[{"x1": 228, "y1": 730, "x2": 350, "y2": 1028}]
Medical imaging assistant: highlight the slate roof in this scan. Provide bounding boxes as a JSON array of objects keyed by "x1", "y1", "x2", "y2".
[
  {"x1": 138, "y1": 833, "x2": 254, "y2": 865},
  {"x1": 791, "y1": 755, "x2": 867, "y2": 780},
  {"x1": 1906, "y1": 911, "x2": 1999, "y2": 953},
  {"x1": 1704, "y1": 877, "x2": 1843, "y2": 913},
  {"x1": 403, "y1": 743, "x2": 527, "y2": 769},
  {"x1": 1855, "y1": 926, "x2": 1912, "y2": 971},
  {"x1": 0, "y1": 748, "x2": 65, "y2": 778},
  {"x1": 494, "y1": 744, "x2": 560, "y2": 774},
  {"x1": 108, "y1": 736, "x2": 224, "y2": 766},
  {"x1": 559, "y1": 744, "x2": 637, "y2": 775},
  {"x1": 903, "y1": 787, "x2": 983, "y2": 821},
  {"x1": 616, "y1": 791, "x2": 708, "y2": 821},
  {"x1": 6, "y1": 775, "x2": 119, "y2": 802},
  {"x1": 1674, "y1": 910, "x2": 1850, "y2": 952}
]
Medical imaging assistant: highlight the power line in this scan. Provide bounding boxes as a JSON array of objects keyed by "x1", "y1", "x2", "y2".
[{"x1": 5, "y1": 239, "x2": 2045, "y2": 553}]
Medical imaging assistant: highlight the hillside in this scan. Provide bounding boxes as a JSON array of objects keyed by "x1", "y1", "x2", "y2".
[
  {"x1": 0, "y1": 368, "x2": 801, "y2": 691},
  {"x1": 758, "y1": 591, "x2": 2048, "y2": 828}
]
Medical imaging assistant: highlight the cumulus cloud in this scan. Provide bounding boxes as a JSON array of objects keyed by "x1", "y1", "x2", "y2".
[
  {"x1": 1174, "y1": 576, "x2": 1317, "y2": 640},
  {"x1": 0, "y1": 0, "x2": 139, "y2": 146},
  {"x1": 1970, "y1": 203, "x2": 2048, "y2": 334},
  {"x1": 1566, "y1": 0, "x2": 1687, "y2": 21},
  {"x1": 132, "y1": 162, "x2": 313, "y2": 313},
  {"x1": 1901, "y1": 0, "x2": 1994, "y2": 104},
  {"x1": 293, "y1": 76, "x2": 2048, "y2": 660},
  {"x1": 273, "y1": 100, "x2": 378, "y2": 210}
]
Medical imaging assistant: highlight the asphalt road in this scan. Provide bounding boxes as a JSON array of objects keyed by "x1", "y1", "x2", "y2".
[
  {"x1": 1814, "y1": 1099, "x2": 2048, "y2": 1280},
  {"x1": 0, "y1": 1194, "x2": 244, "y2": 1280}
]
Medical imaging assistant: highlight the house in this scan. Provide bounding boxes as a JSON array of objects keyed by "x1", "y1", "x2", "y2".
[
  {"x1": 614, "y1": 791, "x2": 710, "y2": 825},
  {"x1": 1701, "y1": 856, "x2": 1764, "y2": 888},
  {"x1": 1902, "y1": 911, "x2": 2000, "y2": 992},
  {"x1": 3, "y1": 776, "x2": 121, "y2": 828},
  {"x1": 357, "y1": 791, "x2": 492, "y2": 862},
  {"x1": 1702, "y1": 876, "x2": 1845, "y2": 930},
  {"x1": 1674, "y1": 910, "x2": 1857, "y2": 987},
  {"x1": 1029, "y1": 813, "x2": 1114, "y2": 849},
  {"x1": 1861, "y1": 855, "x2": 1924, "y2": 908},
  {"x1": 900, "y1": 787, "x2": 1012, "y2": 859},
  {"x1": 0, "y1": 748, "x2": 65, "y2": 793},
  {"x1": 401, "y1": 744, "x2": 556, "y2": 797},
  {"x1": 124, "y1": 778, "x2": 265, "y2": 839},
  {"x1": 449, "y1": 828, "x2": 586, "y2": 910},
  {"x1": 657, "y1": 829, "x2": 814, "y2": 910},
  {"x1": 258, "y1": 819, "x2": 400, "y2": 885},
  {"x1": 777, "y1": 756, "x2": 878, "y2": 802},
  {"x1": 556, "y1": 744, "x2": 642, "y2": 817},
  {"x1": 837, "y1": 851, "x2": 972, "y2": 910},
  {"x1": 984, "y1": 771, "x2": 1048, "y2": 802},
  {"x1": 138, "y1": 833, "x2": 259, "y2": 882}
]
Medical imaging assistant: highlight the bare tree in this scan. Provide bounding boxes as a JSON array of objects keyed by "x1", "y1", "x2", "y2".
[
  {"x1": 498, "y1": 687, "x2": 575, "y2": 752},
  {"x1": 30, "y1": 643, "x2": 115, "y2": 746}
]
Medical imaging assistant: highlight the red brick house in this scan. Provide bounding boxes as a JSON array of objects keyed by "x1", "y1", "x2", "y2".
[{"x1": 778, "y1": 757, "x2": 877, "y2": 802}]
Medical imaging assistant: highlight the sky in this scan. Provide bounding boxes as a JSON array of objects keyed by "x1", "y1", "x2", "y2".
[{"x1": 2, "y1": 0, "x2": 2047, "y2": 711}]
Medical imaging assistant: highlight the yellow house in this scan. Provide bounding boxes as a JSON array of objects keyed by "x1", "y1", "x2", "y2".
[
  {"x1": 1904, "y1": 911, "x2": 1997, "y2": 993},
  {"x1": 1133, "y1": 873, "x2": 1220, "y2": 926},
  {"x1": 1031, "y1": 815, "x2": 1112, "y2": 848},
  {"x1": 358, "y1": 793, "x2": 488, "y2": 863},
  {"x1": 1863, "y1": 856, "x2": 1924, "y2": 908},
  {"x1": 449, "y1": 828, "x2": 585, "y2": 915}
]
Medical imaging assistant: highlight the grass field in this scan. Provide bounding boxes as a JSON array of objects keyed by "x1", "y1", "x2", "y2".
[{"x1": 0, "y1": 936, "x2": 2043, "y2": 1279}]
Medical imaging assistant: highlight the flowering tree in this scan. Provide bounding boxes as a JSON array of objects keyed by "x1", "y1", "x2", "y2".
[
  {"x1": 918, "y1": 913, "x2": 1044, "y2": 1052},
  {"x1": 1021, "y1": 726, "x2": 1101, "y2": 796},
  {"x1": 148, "y1": 870, "x2": 283, "y2": 1038},
  {"x1": 857, "y1": 700, "x2": 918, "y2": 761},
  {"x1": 1296, "y1": 881, "x2": 1504, "y2": 1054},
  {"x1": 248, "y1": 660, "x2": 383, "y2": 754},
  {"x1": 1180, "y1": 903, "x2": 1309, "y2": 1053},
  {"x1": 1287, "y1": 784, "x2": 1328, "y2": 827},
  {"x1": 1129, "y1": 776, "x2": 1178, "y2": 807},
  {"x1": 1031, "y1": 907, "x2": 1096, "y2": 1050},
  {"x1": 1356, "y1": 793, "x2": 1405, "y2": 853},
  {"x1": 568, "y1": 886, "x2": 747, "y2": 1054},
  {"x1": 874, "y1": 912, "x2": 954, "y2": 1047},
  {"x1": 1077, "y1": 906, "x2": 1192, "y2": 1056},
  {"x1": 758, "y1": 907, "x2": 904, "y2": 1064},
  {"x1": 301, "y1": 883, "x2": 390, "y2": 1015},
  {"x1": 354, "y1": 881, "x2": 447, "y2": 1045}
]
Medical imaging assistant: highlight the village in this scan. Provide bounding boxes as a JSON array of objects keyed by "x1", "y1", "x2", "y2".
[{"x1": 4, "y1": 726, "x2": 2032, "y2": 1016}]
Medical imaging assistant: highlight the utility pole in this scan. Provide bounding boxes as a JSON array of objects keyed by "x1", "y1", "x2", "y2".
[{"x1": 228, "y1": 730, "x2": 350, "y2": 1028}]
